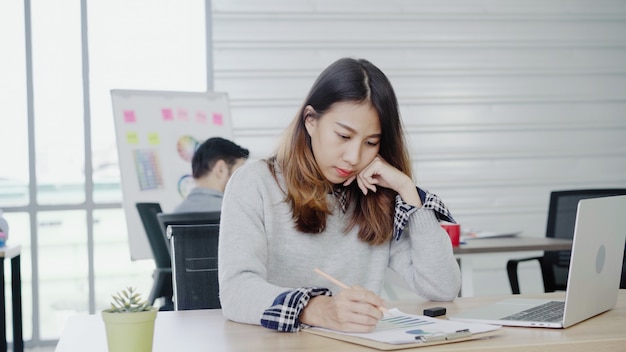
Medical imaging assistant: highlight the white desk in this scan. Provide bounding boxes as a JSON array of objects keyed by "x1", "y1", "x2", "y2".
[
  {"x1": 0, "y1": 244, "x2": 23, "y2": 352},
  {"x1": 452, "y1": 237, "x2": 572, "y2": 296},
  {"x1": 55, "y1": 290, "x2": 626, "y2": 352}
]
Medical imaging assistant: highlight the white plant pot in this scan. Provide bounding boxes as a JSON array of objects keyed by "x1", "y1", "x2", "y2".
[{"x1": 102, "y1": 308, "x2": 158, "y2": 352}]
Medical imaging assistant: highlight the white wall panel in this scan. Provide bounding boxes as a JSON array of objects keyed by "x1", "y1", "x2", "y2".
[
  {"x1": 216, "y1": 18, "x2": 626, "y2": 44},
  {"x1": 229, "y1": 102, "x2": 626, "y2": 131},
  {"x1": 215, "y1": 47, "x2": 626, "y2": 71},
  {"x1": 212, "y1": 0, "x2": 626, "y2": 296},
  {"x1": 218, "y1": 74, "x2": 626, "y2": 100},
  {"x1": 215, "y1": 0, "x2": 626, "y2": 14}
]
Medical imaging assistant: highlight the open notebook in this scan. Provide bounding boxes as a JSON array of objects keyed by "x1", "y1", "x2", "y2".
[{"x1": 449, "y1": 195, "x2": 626, "y2": 328}]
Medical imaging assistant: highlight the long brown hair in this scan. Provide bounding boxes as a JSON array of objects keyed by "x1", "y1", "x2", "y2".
[{"x1": 269, "y1": 58, "x2": 412, "y2": 245}]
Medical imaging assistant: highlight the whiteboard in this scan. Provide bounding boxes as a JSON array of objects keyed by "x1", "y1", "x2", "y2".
[{"x1": 111, "y1": 89, "x2": 233, "y2": 260}]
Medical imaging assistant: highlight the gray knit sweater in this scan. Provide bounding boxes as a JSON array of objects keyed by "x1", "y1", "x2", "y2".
[{"x1": 218, "y1": 160, "x2": 461, "y2": 326}]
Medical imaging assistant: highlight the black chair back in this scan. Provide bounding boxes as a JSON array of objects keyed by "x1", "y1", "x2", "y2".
[
  {"x1": 135, "y1": 203, "x2": 170, "y2": 268},
  {"x1": 508, "y1": 188, "x2": 626, "y2": 294},
  {"x1": 168, "y1": 224, "x2": 221, "y2": 310},
  {"x1": 542, "y1": 189, "x2": 626, "y2": 291},
  {"x1": 157, "y1": 211, "x2": 221, "y2": 253},
  {"x1": 135, "y1": 202, "x2": 173, "y2": 309}
]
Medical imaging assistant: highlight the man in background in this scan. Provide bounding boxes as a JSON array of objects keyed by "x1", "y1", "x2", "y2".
[{"x1": 173, "y1": 137, "x2": 249, "y2": 213}]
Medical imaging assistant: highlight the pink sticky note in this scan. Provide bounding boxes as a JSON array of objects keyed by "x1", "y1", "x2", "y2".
[
  {"x1": 212, "y1": 113, "x2": 223, "y2": 126},
  {"x1": 177, "y1": 108, "x2": 189, "y2": 120},
  {"x1": 162, "y1": 108, "x2": 174, "y2": 121},
  {"x1": 196, "y1": 111, "x2": 207, "y2": 123},
  {"x1": 123, "y1": 110, "x2": 136, "y2": 123}
]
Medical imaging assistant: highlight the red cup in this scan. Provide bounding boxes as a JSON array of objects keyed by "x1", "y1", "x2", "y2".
[{"x1": 441, "y1": 223, "x2": 461, "y2": 247}]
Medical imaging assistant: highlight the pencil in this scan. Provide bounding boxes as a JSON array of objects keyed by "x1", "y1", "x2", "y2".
[
  {"x1": 313, "y1": 268, "x2": 389, "y2": 314},
  {"x1": 314, "y1": 268, "x2": 350, "y2": 289}
]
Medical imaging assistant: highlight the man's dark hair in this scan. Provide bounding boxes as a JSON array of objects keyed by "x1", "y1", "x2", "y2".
[{"x1": 192, "y1": 137, "x2": 249, "y2": 178}]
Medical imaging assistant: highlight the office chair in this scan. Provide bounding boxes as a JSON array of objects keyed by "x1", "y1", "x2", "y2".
[
  {"x1": 167, "y1": 224, "x2": 221, "y2": 310},
  {"x1": 135, "y1": 203, "x2": 174, "y2": 311},
  {"x1": 507, "y1": 189, "x2": 626, "y2": 294},
  {"x1": 156, "y1": 211, "x2": 221, "y2": 254}
]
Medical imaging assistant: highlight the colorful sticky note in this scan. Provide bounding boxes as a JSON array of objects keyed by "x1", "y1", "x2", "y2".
[
  {"x1": 162, "y1": 108, "x2": 174, "y2": 121},
  {"x1": 196, "y1": 111, "x2": 207, "y2": 123},
  {"x1": 126, "y1": 131, "x2": 139, "y2": 145},
  {"x1": 123, "y1": 110, "x2": 136, "y2": 123},
  {"x1": 212, "y1": 112, "x2": 223, "y2": 126},
  {"x1": 147, "y1": 132, "x2": 160, "y2": 145},
  {"x1": 177, "y1": 108, "x2": 189, "y2": 120}
]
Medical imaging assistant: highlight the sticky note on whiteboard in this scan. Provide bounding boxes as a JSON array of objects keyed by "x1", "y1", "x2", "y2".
[
  {"x1": 196, "y1": 111, "x2": 207, "y2": 123},
  {"x1": 212, "y1": 112, "x2": 223, "y2": 126},
  {"x1": 147, "y1": 132, "x2": 160, "y2": 145},
  {"x1": 177, "y1": 108, "x2": 189, "y2": 120},
  {"x1": 162, "y1": 108, "x2": 174, "y2": 121},
  {"x1": 123, "y1": 110, "x2": 136, "y2": 123},
  {"x1": 126, "y1": 132, "x2": 139, "y2": 145}
]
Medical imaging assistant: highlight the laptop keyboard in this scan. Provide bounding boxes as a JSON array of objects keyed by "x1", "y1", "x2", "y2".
[{"x1": 502, "y1": 301, "x2": 565, "y2": 322}]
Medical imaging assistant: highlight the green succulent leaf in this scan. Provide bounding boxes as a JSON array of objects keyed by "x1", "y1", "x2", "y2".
[{"x1": 107, "y1": 287, "x2": 154, "y2": 313}]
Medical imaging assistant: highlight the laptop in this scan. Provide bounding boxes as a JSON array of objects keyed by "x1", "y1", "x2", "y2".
[{"x1": 449, "y1": 195, "x2": 626, "y2": 328}]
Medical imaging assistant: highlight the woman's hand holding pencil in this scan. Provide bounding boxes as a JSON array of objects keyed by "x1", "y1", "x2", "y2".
[
  {"x1": 314, "y1": 268, "x2": 389, "y2": 314},
  {"x1": 298, "y1": 268, "x2": 387, "y2": 333}
]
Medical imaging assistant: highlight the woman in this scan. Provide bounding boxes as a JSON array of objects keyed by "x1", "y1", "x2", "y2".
[{"x1": 218, "y1": 58, "x2": 461, "y2": 333}]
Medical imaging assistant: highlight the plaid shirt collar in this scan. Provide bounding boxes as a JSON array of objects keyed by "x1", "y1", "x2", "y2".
[
  {"x1": 331, "y1": 187, "x2": 348, "y2": 213},
  {"x1": 332, "y1": 186, "x2": 455, "y2": 241}
]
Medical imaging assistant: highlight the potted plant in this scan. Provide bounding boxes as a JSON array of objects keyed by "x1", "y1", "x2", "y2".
[{"x1": 102, "y1": 286, "x2": 158, "y2": 352}]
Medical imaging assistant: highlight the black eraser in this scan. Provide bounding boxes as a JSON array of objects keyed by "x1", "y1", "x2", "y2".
[{"x1": 423, "y1": 307, "x2": 446, "y2": 317}]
